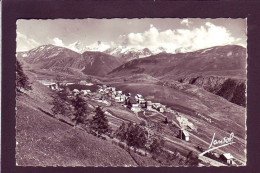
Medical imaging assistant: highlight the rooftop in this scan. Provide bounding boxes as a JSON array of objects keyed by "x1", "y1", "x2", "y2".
[
  {"x1": 181, "y1": 129, "x2": 190, "y2": 137},
  {"x1": 222, "y1": 153, "x2": 234, "y2": 160}
]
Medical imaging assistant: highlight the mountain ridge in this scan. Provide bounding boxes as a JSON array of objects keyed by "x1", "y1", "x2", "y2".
[
  {"x1": 17, "y1": 44, "x2": 124, "y2": 77},
  {"x1": 108, "y1": 45, "x2": 246, "y2": 78}
]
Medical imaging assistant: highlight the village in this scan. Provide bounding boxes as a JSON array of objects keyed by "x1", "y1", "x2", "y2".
[{"x1": 39, "y1": 79, "x2": 239, "y2": 166}]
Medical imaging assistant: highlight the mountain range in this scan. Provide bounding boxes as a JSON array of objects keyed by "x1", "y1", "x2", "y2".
[
  {"x1": 108, "y1": 45, "x2": 246, "y2": 78},
  {"x1": 17, "y1": 44, "x2": 246, "y2": 106}
]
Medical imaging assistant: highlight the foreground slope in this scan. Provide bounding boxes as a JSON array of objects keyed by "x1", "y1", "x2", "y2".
[{"x1": 16, "y1": 82, "x2": 138, "y2": 166}]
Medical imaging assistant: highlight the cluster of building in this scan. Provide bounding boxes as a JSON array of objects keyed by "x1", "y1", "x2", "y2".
[
  {"x1": 78, "y1": 84, "x2": 169, "y2": 114},
  {"x1": 42, "y1": 80, "x2": 192, "y2": 141}
]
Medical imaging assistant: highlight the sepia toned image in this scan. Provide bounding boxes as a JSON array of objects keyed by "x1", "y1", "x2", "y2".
[{"x1": 15, "y1": 18, "x2": 247, "y2": 167}]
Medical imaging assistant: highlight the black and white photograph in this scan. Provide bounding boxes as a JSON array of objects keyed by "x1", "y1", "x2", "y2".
[{"x1": 15, "y1": 18, "x2": 247, "y2": 167}]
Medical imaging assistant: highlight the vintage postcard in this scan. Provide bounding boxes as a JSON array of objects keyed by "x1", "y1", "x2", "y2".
[{"x1": 15, "y1": 18, "x2": 247, "y2": 167}]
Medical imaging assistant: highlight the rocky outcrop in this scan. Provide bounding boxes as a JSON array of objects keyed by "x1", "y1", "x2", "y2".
[{"x1": 178, "y1": 76, "x2": 246, "y2": 107}]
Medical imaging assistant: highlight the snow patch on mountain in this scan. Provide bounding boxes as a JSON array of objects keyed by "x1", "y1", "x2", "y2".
[{"x1": 85, "y1": 42, "x2": 111, "y2": 52}]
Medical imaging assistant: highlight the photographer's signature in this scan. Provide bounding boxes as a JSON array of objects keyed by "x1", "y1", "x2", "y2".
[
  {"x1": 209, "y1": 132, "x2": 234, "y2": 149},
  {"x1": 199, "y1": 132, "x2": 235, "y2": 156}
]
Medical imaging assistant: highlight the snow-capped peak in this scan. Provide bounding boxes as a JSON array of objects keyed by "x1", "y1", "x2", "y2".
[
  {"x1": 67, "y1": 41, "x2": 87, "y2": 53},
  {"x1": 84, "y1": 41, "x2": 111, "y2": 52}
]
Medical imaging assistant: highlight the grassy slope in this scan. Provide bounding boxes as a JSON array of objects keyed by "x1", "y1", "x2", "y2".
[
  {"x1": 107, "y1": 81, "x2": 246, "y2": 163},
  {"x1": 16, "y1": 82, "x2": 140, "y2": 166}
]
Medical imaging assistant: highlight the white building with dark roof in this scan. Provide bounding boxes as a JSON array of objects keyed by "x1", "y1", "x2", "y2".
[
  {"x1": 220, "y1": 153, "x2": 234, "y2": 165},
  {"x1": 179, "y1": 129, "x2": 190, "y2": 141}
]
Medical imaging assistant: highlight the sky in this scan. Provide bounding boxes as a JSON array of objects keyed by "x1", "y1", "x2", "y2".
[{"x1": 16, "y1": 18, "x2": 247, "y2": 53}]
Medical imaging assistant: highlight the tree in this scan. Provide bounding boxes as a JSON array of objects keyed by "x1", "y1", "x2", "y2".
[
  {"x1": 149, "y1": 136, "x2": 165, "y2": 157},
  {"x1": 115, "y1": 122, "x2": 148, "y2": 150},
  {"x1": 51, "y1": 89, "x2": 72, "y2": 117},
  {"x1": 185, "y1": 150, "x2": 200, "y2": 166},
  {"x1": 16, "y1": 60, "x2": 31, "y2": 91},
  {"x1": 125, "y1": 122, "x2": 148, "y2": 150},
  {"x1": 90, "y1": 106, "x2": 110, "y2": 136},
  {"x1": 71, "y1": 93, "x2": 88, "y2": 125},
  {"x1": 114, "y1": 122, "x2": 127, "y2": 141}
]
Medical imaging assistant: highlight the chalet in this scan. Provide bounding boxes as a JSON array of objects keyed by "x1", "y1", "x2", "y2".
[
  {"x1": 146, "y1": 101, "x2": 153, "y2": 110},
  {"x1": 95, "y1": 93, "x2": 103, "y2": 100},
  {"x1": 152, "y1": 103, "x2": 161, "y2": 110},
  {"x1": 166, "y1": 107, "x2": 172, "y2": 112},
  {"x1": 159, "y1": 107, "x2": 165, "y2": 113},
  {"x1": 42, "y1": 81, "x2": 58, "y2": 90},
  {"x1": 79, "y1": 80, "x2": 87, "y2": 85},
  {"x1": 104, "y1": 89, "x2": 110, "y2": 94},
  {"x1": 85, "y1": 82, "x2": 93, "y2": 86},
  {"x1": 179, "y1": 129, "x2": 190, "y2": 141},
  {"x1": 139, "y1": 102, "x2": 147, "y2": 108},
  {"x1": 50, "y1": 84, "x2": 58, "y2": 90},
  {"x1": 98, "y1": 89, "x2": 104, "y2": 93},
  {"x1": 126, "y1": 97, "x2": 138, "y2": 108},
  {"x1": 111, "y1": 91, "x2": 117, "y2": 95},
  {"x1": 161, "y1": 105, "x2": 166, "y2": 109},
  {"x1": 131, "y1": 104, "x2": 141, "y2": 112},
  {"x1": 120, "y1": 94, "x2": 126, "y2": 102},
  {"x1": 138, "y1": 98, "x2": 145, "y2": 104},
  {"x1": 81, "y1": 90, "x2": 91, "y2": 95},
  {"x1": 65, "y1": 82, "x2": 74, "y2": 86},
  {"x1": 73, "y1": 89, "x2": 80, "y2": 93},
  {"x1": 115, "y1": 96, "x2": 122, "y2": 102},
  {"x1": 220, "y1": 153, "x2": 234, "y2": 165},
  {"x1": 111, "y1": 87, "x2": 116, "y2": 92},
  {"x1": 136, "y1": 94, "x2": 143, "y2": 98}
]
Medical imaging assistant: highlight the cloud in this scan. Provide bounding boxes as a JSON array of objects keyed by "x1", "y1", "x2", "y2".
[
  {"x1": 16, "y1": 32, "x2": 40, "y2": 52},
  {"x1": 53, "y1": 37, "x2": 65, "y2": 47},
  {"x1": 181, "y1": 19, "x2": 192, "y2": 26},
  {"x1": 119, "y1": 22, "x2": 240, "y2": 53}
]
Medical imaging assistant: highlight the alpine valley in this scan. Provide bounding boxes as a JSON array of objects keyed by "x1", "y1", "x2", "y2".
[{"x1": 16, "y1": 43, "x2": 247, "y2": 167}]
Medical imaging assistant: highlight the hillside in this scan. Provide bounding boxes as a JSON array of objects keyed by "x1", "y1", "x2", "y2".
[
  {"x1": 108, "y1": 45, "x2": 246, "y2": 78},
  {"x1": 176, "y1": 75, "x2": 246, "y2": 107},
  {"x1": 104, "y1": 79, "x2": 246, "y2": 163},
  {"x1": 17, "y1": 44, "x2": 80, "y2": 68},
  {"x1": 108, "y1": 45, "x2": 247, "y2": 106},
  {"x1": 16, "y1": 80, "x2": 139, "y2": 166},
  {"x1": 80, "y1": 51, "x2": 123, "y2": 76},
  {"x1": 17, "y1": 45, "x2": 124, "y2": 77}
]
